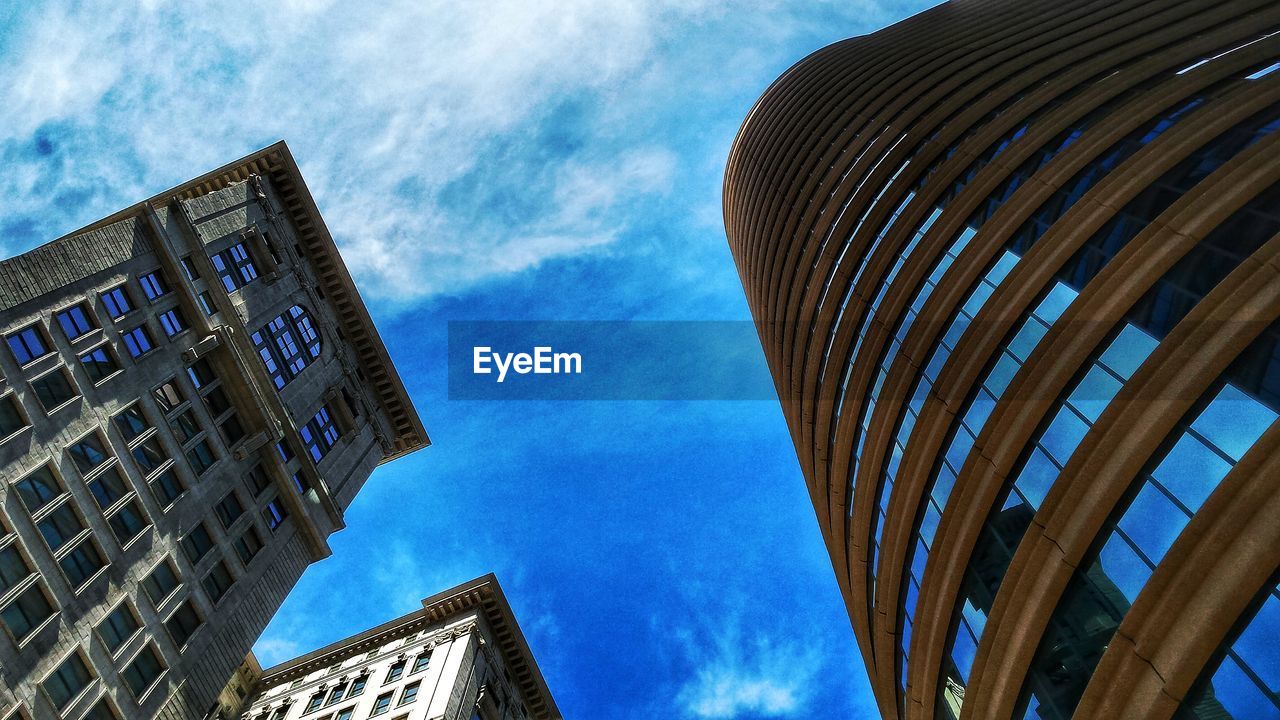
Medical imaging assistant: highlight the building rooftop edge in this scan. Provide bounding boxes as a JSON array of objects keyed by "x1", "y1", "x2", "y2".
[
  {"x1": 34, "y1": 141, "x2": 429, "y2": 461},
  {"x1": 257, "y1": 573, "x2": 561, "y2": 719}
]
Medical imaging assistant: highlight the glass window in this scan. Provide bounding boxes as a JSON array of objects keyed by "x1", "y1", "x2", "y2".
[
  {"x1": 181, "y1": 524, "x2": 215, "y2": 564},
  {"x1": 212, "y1": 243, "x2": 259, "y2": 292},
  {"x1": 6, "y1": 325, "x2": 49, "y2": 365},
  {"x1": 385, "y1": 660, "x2": 405, "y2": 683},
  {"x1": 56, "y1": 305, "x2": 96, "y2": 341},
  {"x1": 234, "y1": 527, "x2": 263, "y2": 564},
  {"x1": 131, "y1": 437, "x2": 169, "y2": 476},
  {"x1": 180, "y1": 256, "x2": 200, "y2": 280},
  {"x1": 107, "y1": 501, "x2": 148, "y2": 544},
  {"x1": 39, "y1": 503, "x2": 83, "y2": 551},
  {"x1": 88, "y1": 466, "x2": 129, "y2": 509},
  {"x1": 158, "y1": 308, "x2": 188, "y2": 338},
  {"x1": 68, "y1": 433, "x2": 110, "y2": 474},
  {"x1": 412, "y1": 653, "x2": 430, "y2": 673},
  {"x1": 244, "y1": 465, "x2": 271, "y2": 497},
  {"x1": 150, "y1": 468, "x2": 185, "y2": 507},
  {"x1": 122, "y1": 325, "x2": 155, "y2": 358},
  {"x1": 142, "y1": 561, "x2": 179, "y2": 604},
  {"x1": 112, "y1": 404, "x2": 150, "y2": 442},
  {"x1": 0, "y1": 394, "x2": 26, "y2": 437},
  {"x1": 1, "y1": 583, "x2": 55, "y2": 642},
  {"x1": 263, "y1": 498, "x2": 288, "y2": 532},
  {"x1": 215, "y1": 492, "x2": 244, "y2": 529},
  {"x1": 197, "y1": 291, "x2": 216, "y2": 316},
  {"x1": 83, "y1": 698, "x2": 119, "y2": 720},
  {"x1": 349, "y1": 674, "x2": 367, "y2": 697},
  {"x1": 186, "y1": 358, "x2": 216, "y2": 389},
  {"x1": 306, "y1": 692, "x2": 324, "y2": 712},
  {"x1": 31, "y1": 369, "x2": 77, "y2": 410},
  {"x1": 121, "y1": 644, "x2": 165, "y2": 697},
  {"x1": 97, "y1": 603, "x2": 140, "y2": 654},
  {"x1": 399, "y1": 681, "x2": 419, "y2": 705},
  {"x1": 42, "y1": 653, "x2": 94, "y2": 709},
  {"x1": 203, "y1": 386, "x2": 230, "y2": 416},
  {"x1": 153, "y1": 379, "x2": 185, "y2": 413},
  {"x1": 1191, "y1": 385, "x2": 1278, "y2": 462},
  {"x1": 252, "y1": 306, "x2": 322, "y2": 389},
  {"x1": 165, "y1": 600, "x2": 202, "y2": 648},
  {"x1": 170, "y1": 409, "x2": 201, "y2": 443},
  {"x1": 14, "y1": 466, "x2": 61, "y2": 512},
  {"x1": 302, "y1": 405, "x2": 340, "y2": 463},
  {"x1": 59, "y1": 541, "x2": 105, "y2": 587},
  {"x1": 201, "y1": 561, "x2": 234, "y2": 604},
  {"x1": 371, "y1": 692, "x2": 393, "y2": 715},
  {"x1": 0, "y1": 545, "x2": 32, "y2": 595},
  {"x1": 101, "y1": 285, "x2": 133, "y2": 319},
  {"x1": 78, "y1": 346, "x2": 119, "y2": 384},
  {"x1": 186, "y1": 439, "x2": 217, "y2": 475},
  {"x1": 219, "y1": 414, "x2": 245, "y2": 447},
  {"x1": 138, "y1": 271, "x2": 169, "y2": 301}
]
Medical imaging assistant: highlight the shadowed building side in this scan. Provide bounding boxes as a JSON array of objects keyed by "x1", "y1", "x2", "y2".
[{"x1": 724, "y1": 1, "x2": 1280, "y2": 718}]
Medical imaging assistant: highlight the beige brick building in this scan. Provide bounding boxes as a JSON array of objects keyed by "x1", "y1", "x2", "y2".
[
  {"x1": 0, "y1": 143, "x2": 427, "y2": 719},
  {"x1": 223, "y1": 575, "x2": 559, "y2": 720}
]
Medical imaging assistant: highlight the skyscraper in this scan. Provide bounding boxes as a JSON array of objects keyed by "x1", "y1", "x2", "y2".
[
  {"x1": 724, "y1": 1, "x2": 1280, "y2": 718},
  {"x1": 0, "y1": 142, "x2": 427, "y2": 719},
  {"x1": 220, "y1": 575, "x2": 559, "y2": 720}
]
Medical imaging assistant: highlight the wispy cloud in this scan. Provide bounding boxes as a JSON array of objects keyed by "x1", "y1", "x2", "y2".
[{"x1": 670, "y1": 592, "x2": 827, "y2": 719}]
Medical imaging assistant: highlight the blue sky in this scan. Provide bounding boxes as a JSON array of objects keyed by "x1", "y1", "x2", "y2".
[{"x1": 0, "y1": 1, "x2": 940, "y2": 717}]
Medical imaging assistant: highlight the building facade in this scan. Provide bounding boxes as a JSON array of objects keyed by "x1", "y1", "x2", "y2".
[
  {"x1": 0, "y1": 143, "x2": 427, "y2": 720},
  {"x1": 723, "y1": 1, "x2": 1279, "y2": 718},
  {"x1": 223, "y1": 575, "x2": 559, "y2": 720}
]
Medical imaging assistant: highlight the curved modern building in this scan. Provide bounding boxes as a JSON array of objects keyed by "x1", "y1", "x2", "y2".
[{"x1": 724, "y1": 1, "x2": 1280, "y2": 718}]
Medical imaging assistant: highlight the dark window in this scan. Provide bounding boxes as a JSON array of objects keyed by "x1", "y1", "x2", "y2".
[
  {"x1": 291, "y1": 470, "x2": 311, "y2": 494},
  {"x1": 0, "y1": 545, "x2": 31, "y2": 594},
  {"x1": 170, "y1": 409, "x2": 201, "y2": 443},
  {"x1": 201, "y1": 561, "x2": 234, "y2": 604},
  {"x1": 197, "y1": 291, "x2": 216, "y2": 317},
  {"x1": 203, "y1": 386, "x2": 230, "y2": 416},
  {"x1": 56, "y1": 305, "x2": 96, "y2": 340},
  {"x1": 6, "y1": 325, "x2": 49, "y2": 365},
  {"x1": 306, "y1": 692, "x2": 324, "y2": 712},
  {"x1": 0, "y1": 394, "x2": 25, "y2": 437},
  {"x1": 59, "y1": 541, "x2": 104, "y2": 588},
  {"x1": 131, "y1": 437, "x2": 168, "y2": 476},
  {"x1": 215, "y1": 492, "x2": 244, "y2": 529},
  {"x1": 1, "y1": 583, "x2": 54, "y2": 641},
  {"x1": 301, "y1": 405, "x2": 340, "y2": 462},
  {"x1": 31, "y1": 369, "x2": 77, "y2": 410},
  {"x1": 112, "y1": 404, "x2": 149, "y2": 442},
  {"x1": 39, "y1": 504, "x2": 83, "y2": 551},
  {"x1": 42, "y1": 653, "x2": 94, "y2": 709},
  {"x1": 165, "y1": 600, "x2": 202, "y2": 648},
  {"x1": 180, "y1": 256, "x2": 200, "y2": 280},
  {"x1": 121, "y1": 644, "x2": 165, "y2": 697},
  {"x1": 181, "y1": 524, "x2": 215, "y2": 564},
  {"x1": 68, "y1": 433, "x2": 110, "y2": 474},
  {"x1": 153, "y1": 379, "x2": 185, "y2": 413},
  {"x1": 122, "y1": 325, "x2": 155, "y2": 358},
  {"x1": 158, "y1": 308, "x2": 188, "y2": 338},
  {"x1": 219, "y1": 414, "x2": 245, "y2": 447},
  {"x1": 14, "y1": 466, "x2": 60, "y2": 512},
  {"x1": 107, "y1": 501, "x2": 148, "y2": 544},
  {"x1": 150, "y1": 468, "x2": 185, "y2": 507},
  {"x1": 83, "y1": 698, "x2": 119, "y2": 720},
  {"x1": 142, "y1": 561, "x2": 179, "y2": 604},
  {"x1": 234, "y1": 527, "x2": 263, "y2": 564},
  {"x1": 252, "y1": 306, "x2": 322, "y2": 389},
  {"x1": 80, "y1": 346, "x2": 120, "y2": 384},
  {"x1": 244, "y1": 465, "x2": 271, "y2": 497},
  {"x1": 97, "y1": 603, "x2": 140, "y2": 654},
  {"x1": 186, "y1": 439, "x2": 216, "y2": 475},
  {"x1": 276, "y1": 439, "x2": 294, "y2": 462},
  {"x1": 101, "y1": 286, "x2": 133, "y2": 319},
  {"x1": 186, "y1": 358, "x2": 216, "y2": 389},
  {"x1": 263, "y1": 497, "x2": 288, "y2": 532},
  {"x1": 87, "y1": 467, "x2": 128, "y2": 508},
  {"x1": 139, "y1": 271, "x2": 169, "y2": 301}
]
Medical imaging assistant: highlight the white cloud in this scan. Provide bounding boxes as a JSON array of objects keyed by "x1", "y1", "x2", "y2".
[{"x1": 674, "y1": 610, "x2": 826, "y2": 719}]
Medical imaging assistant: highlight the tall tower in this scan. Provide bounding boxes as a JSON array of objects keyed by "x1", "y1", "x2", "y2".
[
  {"x1": 724, "y1": 1, "x2": 1280, "y2": 718},
  {"x1": 222, "y1": 575, "x2": 560, "y2": 720},
  {"x1": 0, "y1": 143, "x2": 427, "y2": 719}
]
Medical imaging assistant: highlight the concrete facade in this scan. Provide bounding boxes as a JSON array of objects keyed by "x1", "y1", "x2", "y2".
[
  {"x1": 724, "y1": 2, "x2": 1280, "y2": 718},
  {"x1": 0, "y1": 143, "x2": 427, "y2": 720},
  {"x1": 225, "y1": 575, "x2": 559, "y2": 720}
]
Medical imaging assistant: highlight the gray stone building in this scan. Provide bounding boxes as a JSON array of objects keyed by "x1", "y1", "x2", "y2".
[
  {"x1": 223, "y1": 575, "x2": 559, "y2": 720},
  {"x1": 0, "y1": 142, "x2": 427, "y2": 720}
]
